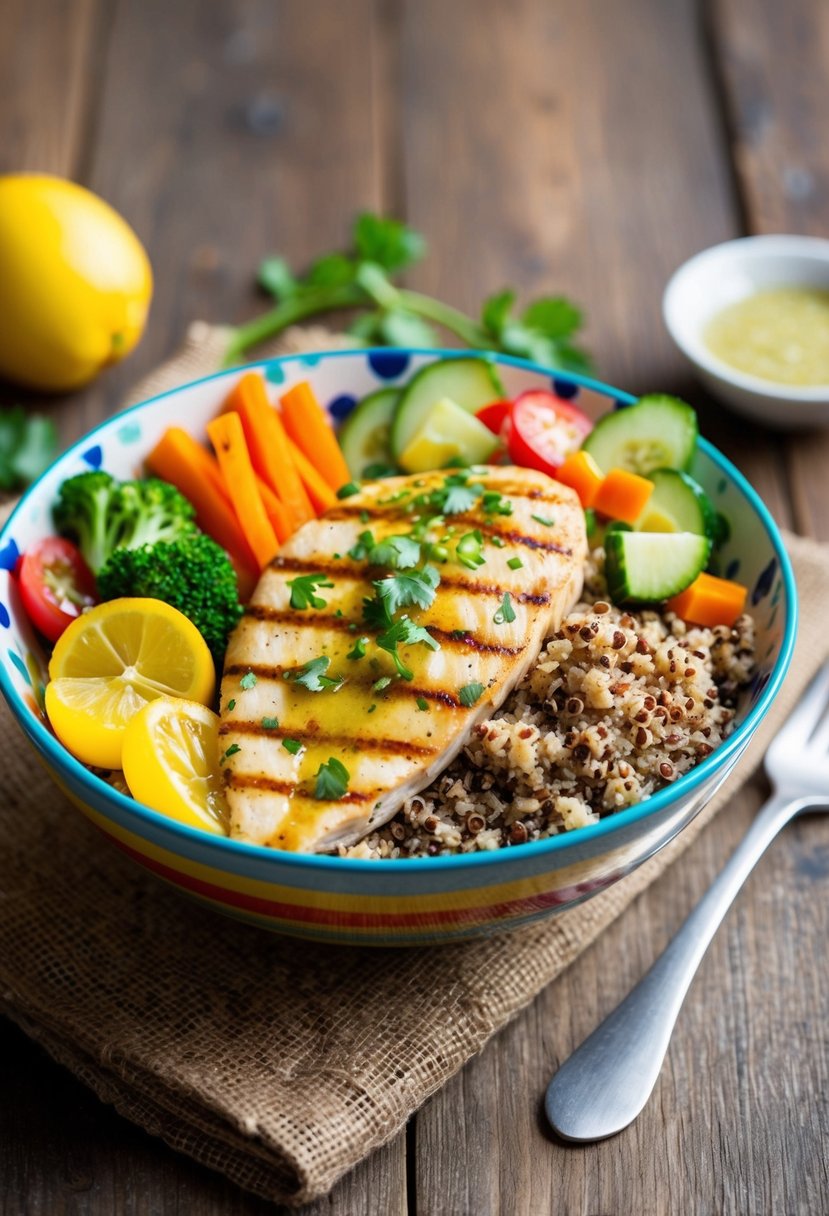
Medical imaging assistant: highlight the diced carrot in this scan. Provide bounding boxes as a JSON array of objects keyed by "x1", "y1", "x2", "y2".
[
  {"x1": 284, "y1": 436, "x2": 338, "y2": 514},
  {"x1": 666, "y1": 572, "x2": 747, "y2": 628},
  {"x1": 555, "y1": 449, "x2": 604, "y2": 508},
  {"x1": 207, "y1": 413, "x2": 279, "y2": 570},
  {"x1": 593, "y1": 467, "x2": 654, "y2": 523},
  {"x1": 280, "y1": 380, "x2": 351, "y2": 491},
  {"x1": 146, "y1": 427, "x2": 259, "y2": 596},
  {"x1": 222, "y1": 372, "x2": 313, "y2": 527}
]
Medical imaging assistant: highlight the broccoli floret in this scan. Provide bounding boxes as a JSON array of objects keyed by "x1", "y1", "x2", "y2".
[
  {"x1": 53, "y1": 472, "x2": 196, "y2": 573},
  {"x1": 97, "y1": 532, "x2": 243, "y2": 664}
]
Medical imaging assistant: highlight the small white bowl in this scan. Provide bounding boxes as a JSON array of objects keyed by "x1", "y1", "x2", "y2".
[{"x1": 663, "y1": 235, "x2": 829, "y2": 428}]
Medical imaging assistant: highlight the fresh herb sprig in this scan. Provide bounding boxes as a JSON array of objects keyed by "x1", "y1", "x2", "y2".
[
  {"x1": 0, "y1": 406, "x2": 57, "y2": 493},
  {"x1": 223, "y1": 213, "x2": 590, "y2": 372}
]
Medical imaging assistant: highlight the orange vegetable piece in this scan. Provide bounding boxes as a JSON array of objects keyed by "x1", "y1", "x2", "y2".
[
  {"x1": 207, "y1": 413, "x2": 279, "y2": 570},
  {"x1": 147, "y1": 427, "x2": 258, "y2": 595},
  {"x1": 285, "y1": 436, "x2": 337, "y2": 514},
  {"x1": 280, "y1": 380, "x2": 351, "y2": 491},
  {"x1": 666, "y1": 572, "x2": 747, "y2": 628},
  {"x1": 555, "y1": 449, "x2": 604, "y2": 508},
  {"x1": 256, "y1": 477, "x2": 293, "y2": 544},
  {"x1": 593, "y1": 467, "x2": 654, "y2": 523},
  {"x1": 222, "y1": 372, "x2": 313, "y2": 528}
]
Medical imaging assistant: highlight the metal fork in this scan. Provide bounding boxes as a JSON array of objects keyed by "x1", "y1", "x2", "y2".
[{"x1": 545, "y1": 659, "x2": 829, "y2": 1143}]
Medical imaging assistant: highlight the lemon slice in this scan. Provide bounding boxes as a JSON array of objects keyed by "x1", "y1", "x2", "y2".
[
  {"x1": 121, "y1": 697, "x2": 228, "y2": 834},
  {"x1": 45, "y1": 597, "x2": 215, "y2": 769}
]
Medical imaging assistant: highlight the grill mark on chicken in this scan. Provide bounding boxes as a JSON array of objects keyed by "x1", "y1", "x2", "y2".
[
  {"x1": 225, "y1": 772, "x2": 376, "y2": 802},
  {"x1": 311, "y1": 508, "x2": 571, "y2": 555},
  {"x1": 219, "y1": 719, "x2": 439, "y2": 758},
  {"x1": 241, "y1": 605, "x2": 528, "y2": 654},
  {"x1": 224, "y1": 661, "x2": 470, "y2": 707}
]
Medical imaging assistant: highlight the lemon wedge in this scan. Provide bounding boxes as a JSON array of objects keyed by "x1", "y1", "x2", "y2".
[
  {"x1": 122, "y1": 697, "x2": 228, "y2": 834},
  {"x1": 45, "y1": 597, "x2": 215, "y2": 769}
]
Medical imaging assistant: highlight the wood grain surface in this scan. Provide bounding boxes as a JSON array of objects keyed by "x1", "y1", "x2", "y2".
[{"x1": 1, "y1": 1, "x2": 827, "y2": 1213}]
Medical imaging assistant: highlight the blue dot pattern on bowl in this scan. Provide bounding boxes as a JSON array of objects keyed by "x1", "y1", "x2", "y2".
[
  {"x1": 613, "y1": 398, "x2": 629, "y2": 411},
  {"x1": 552, "y1": 377, "x2": 579, "y2": 400},
  {"x1": 0, "y1": 538, "x2": 19, "y2": 571},
  {"x1": 725, "y1": 558, "x2": 741, "y2": 582},
  {"x1": 81, "y1": 444, "x2": 103, "y2": 469},
  {"x1": 8, "y1": 650, "x2": 31, "y2": 685},
  {"x1": 300, "y1": 354, "x2": 321, "y2": 368},
  {"x1": 116, "y1": 422, "x2": 142, "y2": 445},
  {"x1": 265, "y1": 362, "x2": 286, "y2": 384},
  {"x1": 369, "y1": 351, "x2": 410, "y2": 380},
  {"x1": 328, "y1": 394, "x2": 358, "y2": 421},
  {"x1": 752, "y1": 556, "x2": 777, "y2": 606},
  {"x1": 0, "y1": 604, "x2": 9, "y2": 629}
]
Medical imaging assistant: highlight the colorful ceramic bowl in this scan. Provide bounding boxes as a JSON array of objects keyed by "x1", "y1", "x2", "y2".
[{"x1": 0, "y1": 350, "x2": 797, "y2": 946}]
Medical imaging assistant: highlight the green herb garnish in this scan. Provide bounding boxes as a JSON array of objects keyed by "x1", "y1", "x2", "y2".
[
  {"x1": 347, "y1": 636, "x2": 368, "y2": 660},
  {"x1": 226, "y1": 699, "x2": 236, "y2": 711},
  {"x1": 531, "y1": 514, "x2": 555, "y2": 527},
  {"x1": 456, "y1": 530, "x2": 485, "y2": 570},
  {"x1": 367, "y1": 703, "x2": 377, "y2": 713},
  {"x1": 0, "y1": 406, "x2": 57, "y2": 492},
  {"x1": 416, "y1": 697, "x2": 429, "y2": 711},
  {"x1": 287, "y1": 572, "x2": 335, "y2": 610},
  {"x1": 282, "y1": 738, "x2": 302, "y2": 755},
  {"x1": 373, "y1": 676, "x2": 393, "y2": 691},
  {"x1": 223, "y1": 743, "x2": 241, "y2": 759},
  {"x1": 367, "y1": 533, "x2": 421, "y2": 570},
  {"x1": 287, "y1": 656, "x2": 344, "y2": 692},
  {"x1": 363, "y1": 564, "x2": 440, "y2": 629},
  {"x1": 239, "y1": 672, "x2": 257, "y2": 690},
  {"x1": 493, "y1": 592, "x2": 516, "y2": 625},
  {"x1": 458, "y1": 682, "x2": 485, "y2": 707},
  {"x1": 261, "y1": 716, "x2": 279, "y2": 730},
  {"x1": 314, "y1": 757, "x2": 350, "y2": 800},
  {"x1": 376, "y1": 615, "x2": 440, "y2": 680},
  {"x1": 336, "y1": 482, "x2": 360, "y2": 499},
  {"x1": 507, "y1": 556, "x2": 523, "y2": 570}
]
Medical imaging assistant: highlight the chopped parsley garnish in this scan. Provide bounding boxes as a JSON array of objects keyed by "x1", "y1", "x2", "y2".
[
  {"x1": 287, "y1": 572, "x2": 335, "y2": 610},
  {"x1": 442, "y1": 482, "x2": 480, "y2": 515},
  {"x1": 481, "y1": 489, "x2": 513, "y2": 516},
  {"x1": 261, "y1": 716, "x2": 279, "y2": 730},
  {"x1": 348, "y1": 530, "x2": 374, "y2": 560},
  {"x1": 373, "y1": 676, "x2": 393, "y2": 691},
  {"x1": 490, "y1": 536, "x2": 506, "y2": 548},
  {"x1": 359, "y1": 509, "x2": 371, "y2": 524},
  {"x1": 456, "y1": 530, "x2": 485, "y2": 570},
  {"x1": 347, "y1": 636, "x2": 368, "y2": 660},
  {"x1": 282, "y1": 738, "x2": 302, "y2": 755},
  {"x1": 493, "y1": 592, "x2": 516, "y2": 625},
  {"x1": 376, "y1": 615, "x2": 440, "y2": 680},
  {"x1": 314, "y1": 757, "x2": 350, "y2": 800},
  {"x1": 458, "y1": 682, "x2": 485, "y2": 707},
  {"x1": 286, "y1": 656, "x2": 344, "y2": 692},
  {"x1": 416, "y1": 697, "x2": 429, "y2": 711},
  {"x1": 336, "y1": 481, "x2": 360, "y2": 499},
  {"x1": 367, "y1": 703, "x2": 377, "y2": 713},
  {"x1": 507, "y1": 556, "x2": 523, "y2": 570},
  {"x1": 223, "y1": 743, "x2": 241, "y2": 759},
  {"x1": 531, "y1": 513, "x2": 555, "y2": 527},
  {"x1": 226, "y1": 698, "x2": 236, "y2": 711},
  {"x1": 363, "y1": 564, "x2": 440, "y2": 628},
  {"x1": 239, "y1": 671, "x2": 257, "y2": 690}
]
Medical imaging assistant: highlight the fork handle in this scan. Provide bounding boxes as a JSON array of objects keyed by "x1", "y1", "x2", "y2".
[{"x1": 545, "y1": 790, "x2": 827, "y2": 1143}]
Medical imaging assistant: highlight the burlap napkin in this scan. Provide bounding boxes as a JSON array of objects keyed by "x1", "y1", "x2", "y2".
[{"x1": 1, "y1": 325, "x2": 825, "y2": 1207}]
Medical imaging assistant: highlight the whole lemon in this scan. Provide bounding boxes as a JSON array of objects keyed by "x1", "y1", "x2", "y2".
[{"x1": 0, "y1": 174, "x2": 153, "y2": 391}]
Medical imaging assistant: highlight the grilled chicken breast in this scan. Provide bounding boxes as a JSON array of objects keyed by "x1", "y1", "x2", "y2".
[{"x1": 219, "y1": 466, "x2": 587, "y2": 852}]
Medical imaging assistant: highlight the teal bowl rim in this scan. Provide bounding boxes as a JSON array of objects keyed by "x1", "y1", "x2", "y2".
[{"x1": 0, "y1": 348, "x2": 798, "y2": 875}]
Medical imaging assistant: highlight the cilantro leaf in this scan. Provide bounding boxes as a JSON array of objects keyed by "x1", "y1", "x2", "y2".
[
  {"x1": 347, "y1": 636, "x2": 368, "y2": 660},
  {"x1": 481, "y1": 289, "x2": 516, "y2": 337},
  {"x1": 353, "y1": 213, "x2": 426, "y2": 273},
  {"x1": 287, "y1": 573, "x2": 335, "y2": 610},
  {"x1": 367, "y1": 564, "x2": 440, "y2": 626},
  {"x1": 287, "y1": 656, "x2": 344, "y2": 692},
  {"x1": 442, "y1": 483, "x2": 480, "y2": 515},
  {"x1": 0, "y1": 407, "x2": 58, "y2": 492},
  {"x1": 376, "y1": 615, "x2": 440, "y2": 680},
  {"x1": 458, "y1": 682, "x2": 485, "y2": 707},
  {"x1": 367, "y1": 534, "x2": 421, "y2": 570},
  {"x1": 282, "y1": 738, "x2": 302, "y2": 755},
  {"x1": 257, "y1": 256, "x2": 298, "y2": 299},
  {"x1": 521, "y1": 297, "x2": 583, "y2": 339},
  {"x1": 239, "y1": 671, "x2": 257, "y2": 690}
]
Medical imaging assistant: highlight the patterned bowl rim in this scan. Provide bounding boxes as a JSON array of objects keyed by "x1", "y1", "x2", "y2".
[{"x1": 0, "y1": 348, "x2": 798, "y2": 874}]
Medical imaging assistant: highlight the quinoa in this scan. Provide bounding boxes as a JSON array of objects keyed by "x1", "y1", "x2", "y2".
[{"x1": 339, "y1": 548, "x2": 756, "y2": 860}]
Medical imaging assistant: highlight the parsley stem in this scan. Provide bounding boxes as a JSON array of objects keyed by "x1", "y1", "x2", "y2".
[
  {"x1": 222, "y1": 284, "x2": 365, "y2": 365},
  {"x1": 394, "y1": 289, "x2": 490, "y2": 347}
]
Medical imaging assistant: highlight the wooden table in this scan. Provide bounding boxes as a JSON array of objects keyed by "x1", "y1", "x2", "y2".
[{"x1": 2, "y1": 1, "x2": 828, "y2": 1212}]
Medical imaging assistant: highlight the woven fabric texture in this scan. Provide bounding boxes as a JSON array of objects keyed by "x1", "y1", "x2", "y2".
[{"x1": 0, "y1": 325, "x2": 823, "y2": 1206}]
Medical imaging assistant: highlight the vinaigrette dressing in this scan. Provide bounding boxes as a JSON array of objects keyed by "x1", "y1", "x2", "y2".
[{"x1": 704, "y1": 286, "x2": 829, "y2": 387}]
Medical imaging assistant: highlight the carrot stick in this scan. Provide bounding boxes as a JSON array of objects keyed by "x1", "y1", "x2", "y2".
[
  {"x1": 147, "y1": 427, "x2": 259, "y2": 593},
  {"x1": 207, "y1": 413, "x2": 279, "y2": 570},
  {"x1": 667, "y1": 572, "x2": 747, "y2": 628},
  {"x1": 593, "y1": 468, "x2": 654, "y2": 523},
  {"x1": 222, "y1": 373, "x2": 313, "y2": 527},
  {"x1": 279, "y1": 380, "x2": 351, "y2": 491},
  {"x1": 256, "y1": 476, "x2": 294, "y2": 543},
  {"x1": 285, "y1": 436, "x2": 338, "y2": 513}
]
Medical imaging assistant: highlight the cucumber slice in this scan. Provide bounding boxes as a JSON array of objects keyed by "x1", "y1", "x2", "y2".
[
  {"x1": 338, "y1": 388, "x2": 399, "y2": 478},
  {"x1": 583, "y1": 394, "x2": 698, "y2": 475},
  {"x1": 390, "y1": 357, "x2": 504, "y2": 458},
  {"x1": 398, "y1": 397, "x2": 499, "y2": 472},
  {"x1": 605, "y1": 531, "x2": 711, "y2": 603},
  {"x1": 632, "y1": 468, "x2": 717, "y2": 539}
]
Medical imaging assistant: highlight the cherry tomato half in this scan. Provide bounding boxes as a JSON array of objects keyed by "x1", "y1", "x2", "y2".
[
  {"x1": 18, "y1": 537, "x2": 98, "y2": 642},
  {"x1": 475, "y1": 400, "x2": 513, "y2": 436},
  {"x1": 507, "y1": 390, "x2": 593, "y2": 476}
]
